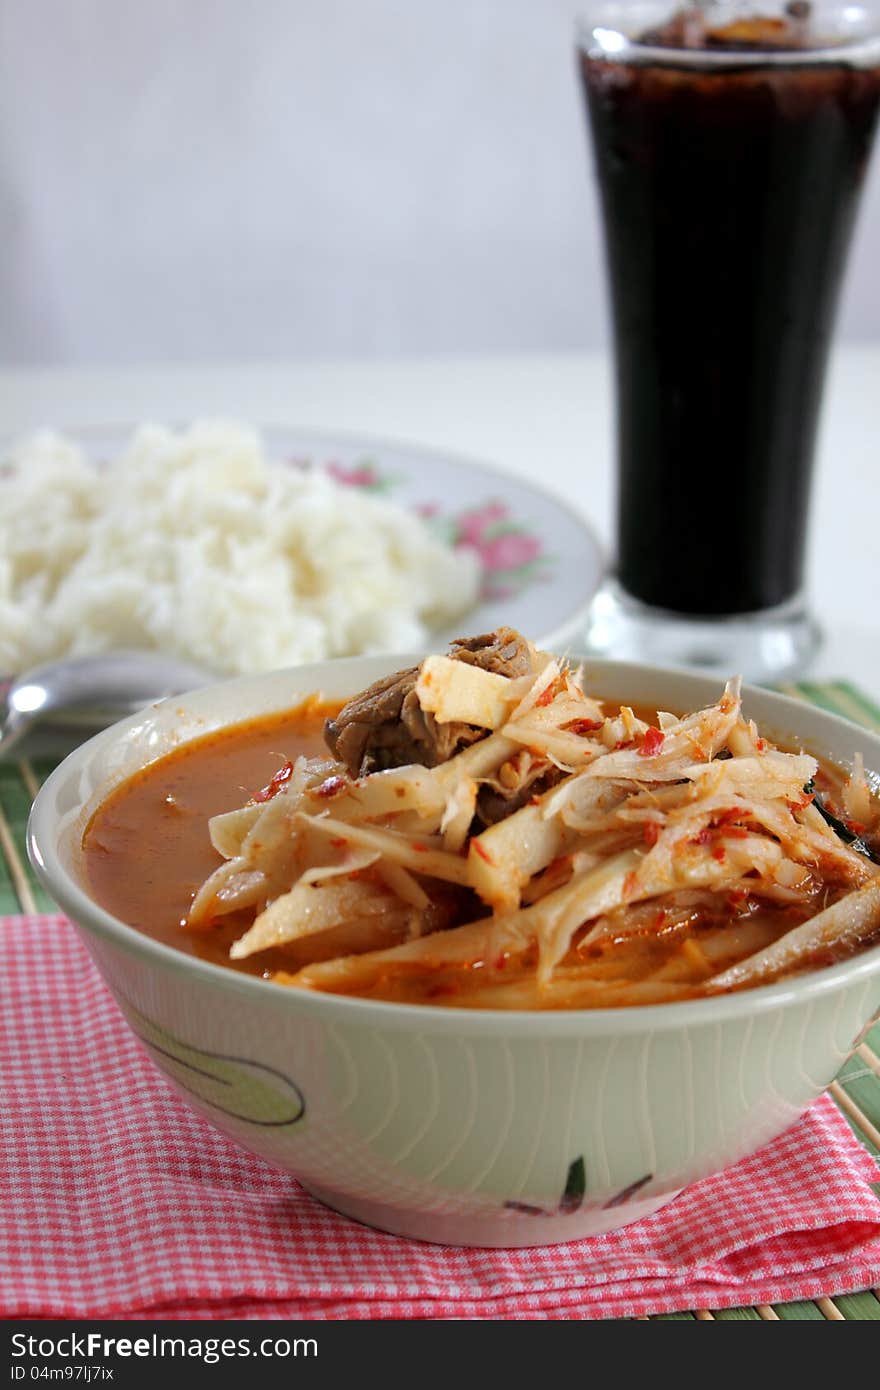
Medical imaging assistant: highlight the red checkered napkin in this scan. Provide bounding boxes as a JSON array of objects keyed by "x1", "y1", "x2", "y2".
[{"x1": 2, "y1": 915, "x2": 880, "y2": 1321}]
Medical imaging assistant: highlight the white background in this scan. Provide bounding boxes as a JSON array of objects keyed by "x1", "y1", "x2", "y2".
[{"x1": 2, "y1": 0, "x2": 879, "y2": 366}]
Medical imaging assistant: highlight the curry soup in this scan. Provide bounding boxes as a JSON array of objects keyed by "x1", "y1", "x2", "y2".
[
  {"x1": 84, "y1": 702, "x2": 337, "y2": 978},
  {"x1": 82, "y1": 695, "x2": 876, "y2": 1007}
]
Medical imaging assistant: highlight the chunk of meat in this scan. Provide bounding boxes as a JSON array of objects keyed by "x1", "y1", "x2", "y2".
[
  {"x1": 324, "y1": 627, "x2": 534, "y2": 776},
  {"x1": 323, "y1": 665, "x2": 481, "y2": 775},
  {"x1": 476, "y1": 765, "x2": 563, "y2": 829},
  {"x1": 447, "y1": 628, "x2": 534, "y2": 678}
]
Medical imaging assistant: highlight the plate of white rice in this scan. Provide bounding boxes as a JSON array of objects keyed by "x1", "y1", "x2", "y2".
[{"x1": 0, "y1": 420, "x2": 603, "y2": 678}]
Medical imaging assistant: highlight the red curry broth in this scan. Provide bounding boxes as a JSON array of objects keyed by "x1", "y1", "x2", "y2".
[
  {"x1": 84, "y1": 701, "x2": 337, "y2": 978},
  {"x1": 83, "y1": 697, "x2": 861, "y2": 1000}
]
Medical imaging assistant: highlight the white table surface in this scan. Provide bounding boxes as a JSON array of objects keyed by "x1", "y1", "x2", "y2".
[{"x1": 1, "y1": 346, "x2": 877, "y2": 697}]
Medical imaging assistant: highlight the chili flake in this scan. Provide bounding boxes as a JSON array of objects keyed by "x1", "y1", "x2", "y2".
[
  {"x1": 252, "y1": 760, "x2": 295, "y2": 803},
  {"x1": 639, "y1": 726, "x2": 665, "y2": 757},
  {"x1": 315, "y1": 775, "x2": 347, "y2": 799},
  {"x1": 565, "y1": 717, "x2": 602, "y2": 736}
]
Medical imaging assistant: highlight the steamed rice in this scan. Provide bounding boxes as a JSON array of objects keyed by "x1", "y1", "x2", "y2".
[{"x1": 0, "y1": 421, "x2": 481, "y2": 675}]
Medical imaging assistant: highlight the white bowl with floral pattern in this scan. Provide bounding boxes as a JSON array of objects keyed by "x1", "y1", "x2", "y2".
[{"x1": 27, "y1": 655, "x2": 880, "y2": 1247}]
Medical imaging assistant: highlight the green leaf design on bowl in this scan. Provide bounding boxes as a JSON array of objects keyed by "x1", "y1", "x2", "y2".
[{"x1": 122, "y1": 1001, "x2": 305, "y2": 1127}]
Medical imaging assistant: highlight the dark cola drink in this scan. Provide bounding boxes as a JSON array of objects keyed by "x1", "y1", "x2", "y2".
[{"x1": 581, "y1": 7, "x2": 880, "y2": 618}]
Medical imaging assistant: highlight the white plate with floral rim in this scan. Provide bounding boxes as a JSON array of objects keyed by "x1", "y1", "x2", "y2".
[{"x1": 0, "y1": 422, "x2": 604, "y2": 674}]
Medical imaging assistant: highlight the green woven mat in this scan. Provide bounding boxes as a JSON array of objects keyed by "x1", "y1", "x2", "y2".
[{"x1": 2, "y1": 680, "x2": 879, "y2": 1322}]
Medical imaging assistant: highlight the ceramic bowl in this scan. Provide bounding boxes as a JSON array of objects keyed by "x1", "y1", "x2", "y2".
[{"x1": 27, "y1": 655, "x2": 880, "y2": 1247}]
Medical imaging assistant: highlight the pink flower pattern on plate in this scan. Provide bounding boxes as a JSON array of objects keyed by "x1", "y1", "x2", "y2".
[
  {"x1": 324, "y1": 460, "x2": 394, "y2": 493},
  {"x1": 323, "y1": 457, "x2": 551, "y2": 601},
  {"x1": 454, "y1": 502, "x2": 510, "y2": 547},
  {"x1": 451, "y1": 502, "x2": 550, "y2": 599}
]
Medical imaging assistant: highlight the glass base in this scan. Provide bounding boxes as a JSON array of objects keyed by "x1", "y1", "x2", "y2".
[{"x1": 581, "y1": 581, "x2": 822, "y2": 684}]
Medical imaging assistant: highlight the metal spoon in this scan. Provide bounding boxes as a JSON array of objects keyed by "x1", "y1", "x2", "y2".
[{"x1": 0, "y1": 650, "x2": 214, "y2": 758}]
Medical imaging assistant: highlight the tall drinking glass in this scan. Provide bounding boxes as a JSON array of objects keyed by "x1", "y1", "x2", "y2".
[{"x1": 578, "y1": 1, "x2": 880, "y2": 679}]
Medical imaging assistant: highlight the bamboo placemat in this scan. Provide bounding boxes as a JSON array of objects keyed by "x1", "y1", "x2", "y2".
[{"x1": 2, "y1": 679, "x2": 879, "y2": 1321}]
